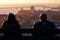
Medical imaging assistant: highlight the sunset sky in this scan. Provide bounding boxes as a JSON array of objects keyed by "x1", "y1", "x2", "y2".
[{"x1": 0, "y1": 0, "x2": 60, "y2": 7}]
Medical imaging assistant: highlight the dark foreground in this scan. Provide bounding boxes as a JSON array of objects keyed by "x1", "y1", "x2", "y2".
[
  {"x1": 0, "y1": 35, "x2": 60, "y2": 40},
  {"x1": 0, "y1": 28, "x2": 60, "y2": 40}
]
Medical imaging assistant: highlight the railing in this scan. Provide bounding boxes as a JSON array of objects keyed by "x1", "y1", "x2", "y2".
[{"x1": 0, "y1": 27, "x2": 60, "y2": 37}]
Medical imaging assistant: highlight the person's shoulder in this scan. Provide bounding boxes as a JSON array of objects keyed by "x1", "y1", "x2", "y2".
[
  {"x1": 15, "y1": 21, "x2": 20, "y2": 24},
  {"x1": 3, "y1": 21, "x2": 8, "y2": 27},
  {"x1": 3, "y1": 21, "x2": 7, "y2": 24},
  {"x1": 15, "y1": 21, "x2": 21, "y2": 27},
  {"x1": 34, "y1": 21, "x2": 41, "y2": 25},
  {"x1": 47, "y1": 21, "x2": 54, "y2": 24}
]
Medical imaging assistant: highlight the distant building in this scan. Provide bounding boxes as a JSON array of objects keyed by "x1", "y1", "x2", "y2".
[
  {"x1": 21, "y1": 8, "x2": 23, "y2": 11},
  {"x1": 31, "y1": 6, "x2": 35, "y2": 13}
]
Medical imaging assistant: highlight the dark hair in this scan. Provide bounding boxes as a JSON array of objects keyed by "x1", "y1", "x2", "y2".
[
  {"x1": 7, "y1": 13, "x2": 17, "y2": 24},
  {"x1": 40, "y1": 13, "x2": 47, "y2": 19},
  {"x1": 39, "y1": 13, "x2": 47, "y2": 21}
]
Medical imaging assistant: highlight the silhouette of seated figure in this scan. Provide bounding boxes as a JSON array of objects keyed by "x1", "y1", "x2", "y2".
[
  {"x1": 34, "y1": 13, "x2": 56, "y2": 37},
  {"x1": 2, "y1": 13, "x2": 21, "y2": 39}
]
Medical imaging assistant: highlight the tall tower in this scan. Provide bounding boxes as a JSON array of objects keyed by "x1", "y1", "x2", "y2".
[
  {"x1": 21, "y1": 8, "x2": 23, "y2": 11},
  {"x1": 31, "y1": 6, "x2": 35, "y2": 13}
]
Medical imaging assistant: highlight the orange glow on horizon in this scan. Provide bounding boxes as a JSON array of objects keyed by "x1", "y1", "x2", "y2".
[{"x1": 0, "y1": 0, "x2": 60, "y2": 7}]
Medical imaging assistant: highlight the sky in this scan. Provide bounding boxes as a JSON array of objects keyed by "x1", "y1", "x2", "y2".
[
  {"x1": 0, "y1": 0, "x2": 60, "y2": 7},
  {"x1": 0, "y1": 0, "x2": 59, "y2": 4}
]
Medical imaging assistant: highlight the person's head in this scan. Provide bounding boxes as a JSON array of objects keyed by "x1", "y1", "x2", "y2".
[
  {"x1": 39, "y1": 12, "x2": 47, "y2": 21},
  {"x1": 7, "y1": 13, "x2": 17, "y2": 24}
]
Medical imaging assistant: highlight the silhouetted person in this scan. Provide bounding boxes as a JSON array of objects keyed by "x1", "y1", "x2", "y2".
[
  {"x1": 2, "y1": 13, "x2": 21, "y2": 39},
  {"x1": 33, "y1": 12, "x2": 56, "y2": 39}
]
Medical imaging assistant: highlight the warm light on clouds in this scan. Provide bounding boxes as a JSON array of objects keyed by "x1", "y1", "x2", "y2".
[
  {"x1": 0, "y1": 0, "x2": 60, "y2": 7},
  {"x1": 0, "y1": 0, "x2": 60, "y2": 4}
]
